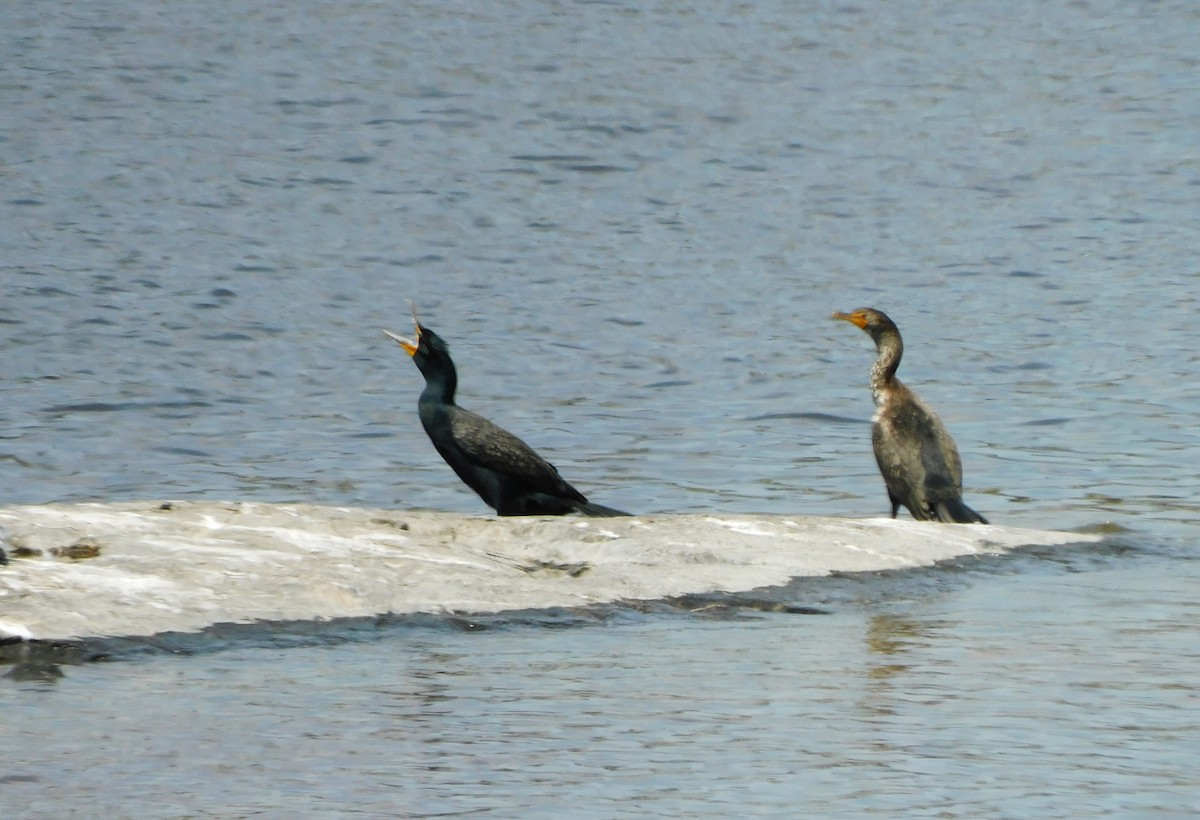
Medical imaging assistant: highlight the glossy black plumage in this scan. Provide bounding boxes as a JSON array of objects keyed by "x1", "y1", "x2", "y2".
[
  {"x1": 384, "y1": 321, "x2": 625, "y2": 517},
  {"x1": 833, "y1": 307, "x2": 988, "y2": 524}
]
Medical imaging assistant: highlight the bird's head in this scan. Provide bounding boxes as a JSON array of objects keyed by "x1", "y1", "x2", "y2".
[
  {"x1": 832, "y1": 307, "x2": 897, "y2": 343},
  {"x1": 383, "y1": 305, "x2": 453, "y2": 376}
]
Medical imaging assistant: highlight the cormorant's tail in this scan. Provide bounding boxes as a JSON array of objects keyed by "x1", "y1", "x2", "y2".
[
  {"x1": 933, "y1": 498, "x2": 988, "y2": 524},
  {"x1": 572, "y1": 501, "x2": 631, "y2": 517}
]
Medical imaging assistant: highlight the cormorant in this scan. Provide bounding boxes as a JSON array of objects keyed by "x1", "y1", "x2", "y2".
[
  {"x1": 384, "y1": 317, "x2": 626, "y2": 517},
  {"x1": 833, "y1": 307, "x2": 988, "y2": 524}
]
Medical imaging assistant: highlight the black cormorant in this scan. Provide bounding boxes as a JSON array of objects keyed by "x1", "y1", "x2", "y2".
[
  {"x1": 833, "y1": 307, "x2": 988, "y2": 524},
  {"x1": 384, "y1": 318, "x2": 626, "y2": 517}
]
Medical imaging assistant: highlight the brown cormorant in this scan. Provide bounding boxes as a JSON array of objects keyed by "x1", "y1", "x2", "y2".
[
  {"x1": 384, "y1": 317, "x2": 626, "y2": 517},
  {"x1": 833, "y1": 307, "x2": 988, "y2": 524}
]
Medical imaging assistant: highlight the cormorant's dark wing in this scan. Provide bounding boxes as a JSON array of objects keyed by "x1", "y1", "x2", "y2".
[
  {"x1": 873, "y1": 386, "x2": 970, "y2": 521},
  {"x1": 448, "y1": 407, "x2": 575, "y2": 488},
  {"x1": 873, "y1": 421, "x2": 932, "y2": 519},
  {"x1": 919, "y1": 401, "x2": 964, "y2": 489}
]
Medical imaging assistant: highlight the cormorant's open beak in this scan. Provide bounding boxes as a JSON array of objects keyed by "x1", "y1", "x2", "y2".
[
  {"x1": 383, "y1": 328, "x2": 419, "y2": 356},
  {"x1": 832, "y1": 310, "x2": 868, "y2": 329},
  {"x1": 384, "y1": 301, "x2": 423, "y2": 355}
]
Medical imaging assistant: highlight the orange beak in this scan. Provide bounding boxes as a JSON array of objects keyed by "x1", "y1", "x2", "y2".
[
  {"x1": 382, "y1": 328, "x2": 419, "y2": 356},
  {"x1": 832, "y1": 310, "x2": 868, "y2": 329}
]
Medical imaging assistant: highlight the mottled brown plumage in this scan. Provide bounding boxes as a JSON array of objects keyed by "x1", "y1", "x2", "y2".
[{"x1": 833, "y1": 307, "x2": 988, "y2": 524}]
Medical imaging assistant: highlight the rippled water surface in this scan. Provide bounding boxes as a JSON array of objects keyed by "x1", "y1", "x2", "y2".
[
  {"x1": 3, "y1": 545, "x2": 1197, "y2": 817},
  {"x1": 3, "y1": 0, "x2": 1199, "y2": 816}
]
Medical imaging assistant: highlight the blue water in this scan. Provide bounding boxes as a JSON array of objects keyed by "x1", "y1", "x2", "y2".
[{"x1": 3, "y1": 0, "x2": 1199, "y2": 816}]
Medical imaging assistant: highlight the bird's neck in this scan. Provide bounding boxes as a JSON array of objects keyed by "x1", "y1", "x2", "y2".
[
  {"x1": 419, "y1": 364, "x2": 458, "y2": 406},
  {"x1": 870, "y1": 331, "x2": 902, "y2": 405}
]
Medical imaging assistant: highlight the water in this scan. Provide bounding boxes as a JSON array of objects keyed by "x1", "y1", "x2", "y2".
[
  {"x1": 3, "y1": 0, "x2": 1199, "y2": 815},
  {"x1": 3, "y1": 546, "x2": 1196, "y2": 817}
]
